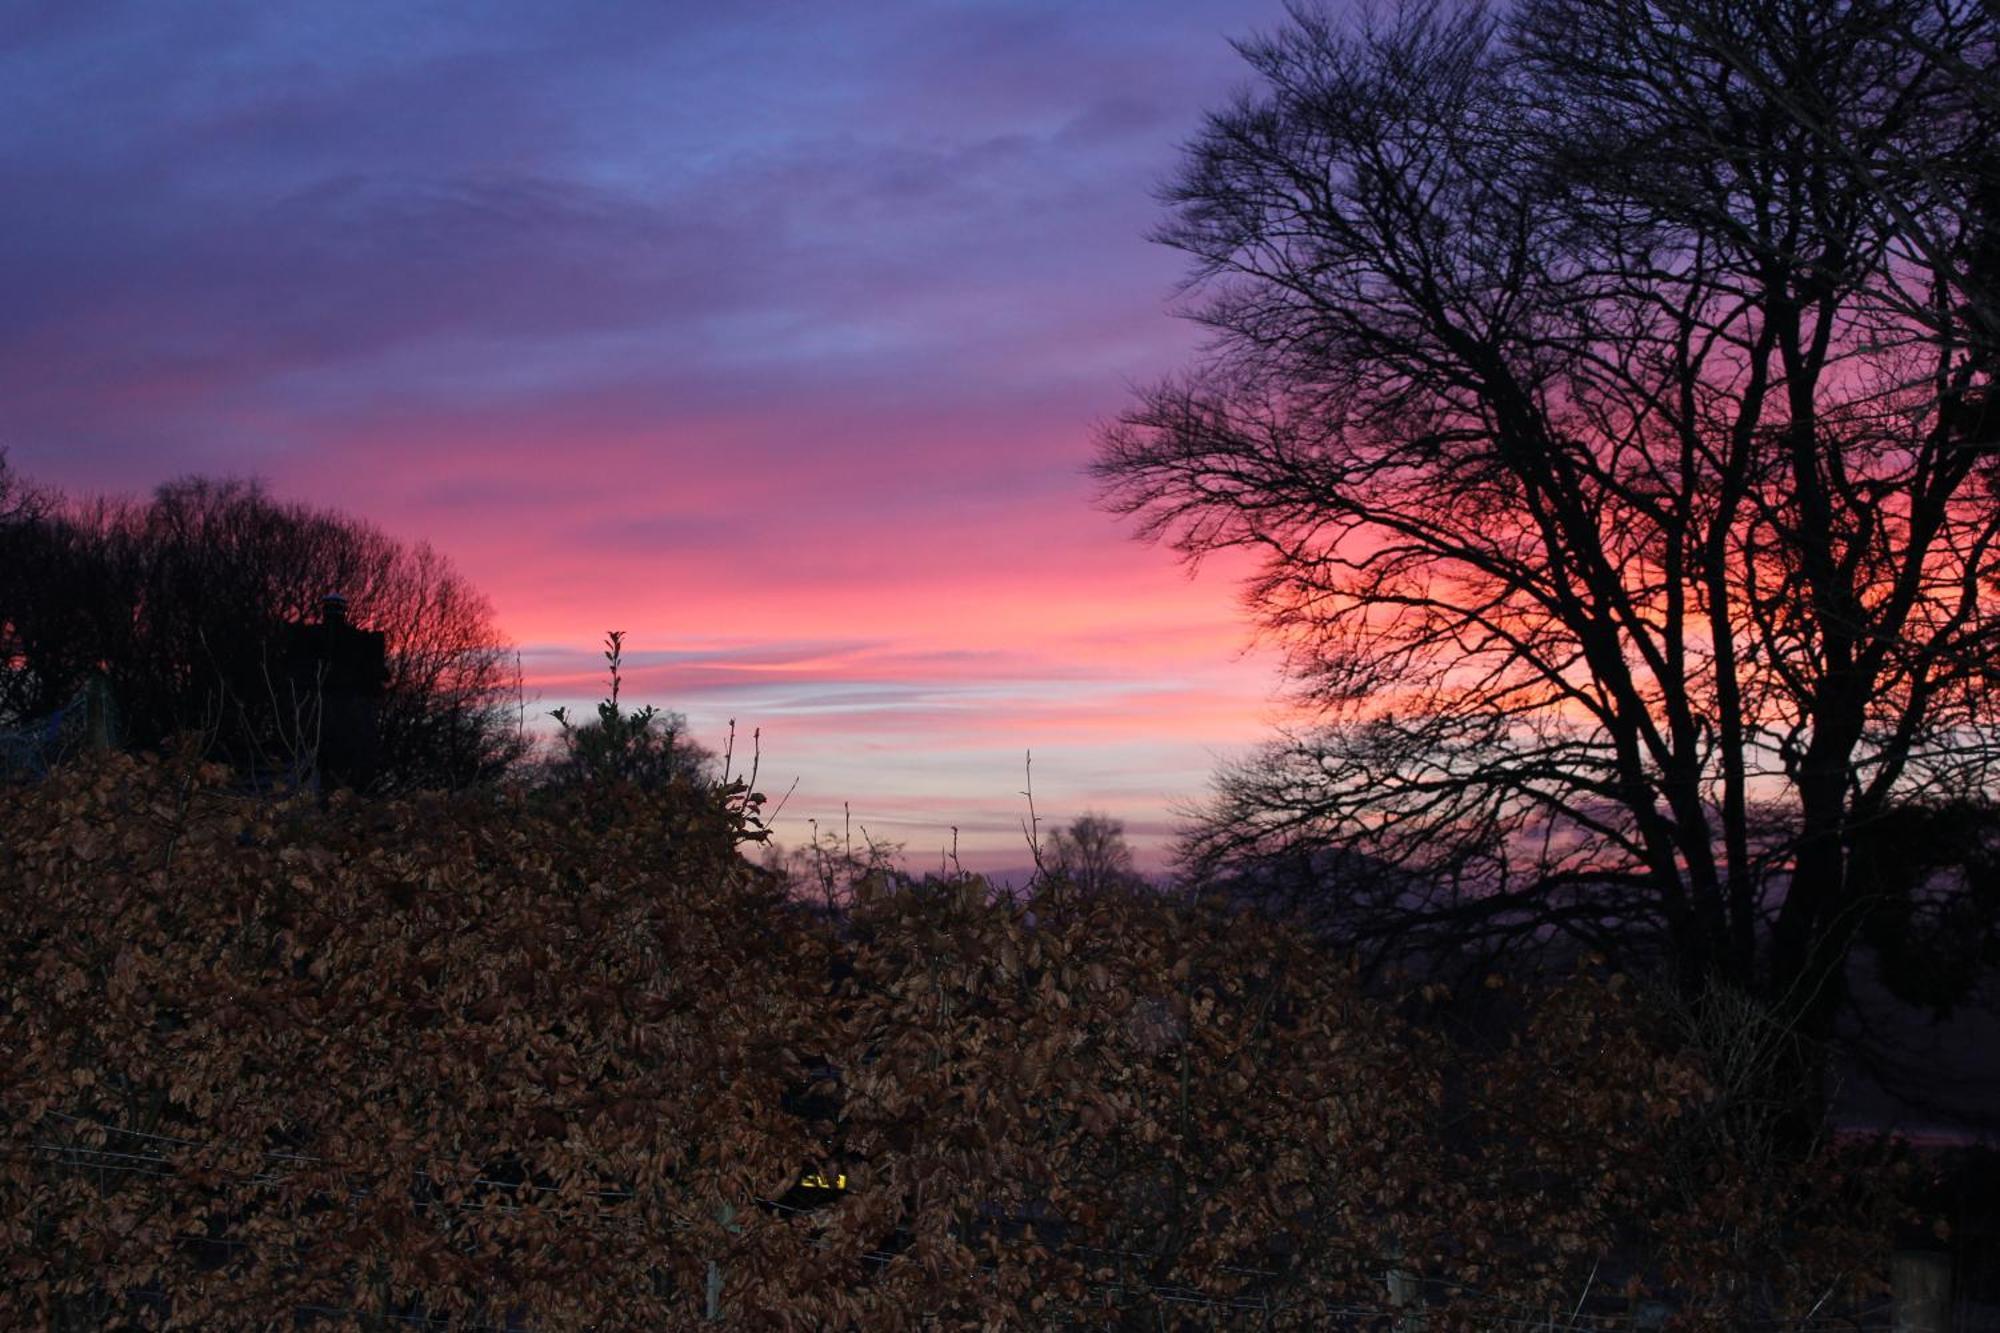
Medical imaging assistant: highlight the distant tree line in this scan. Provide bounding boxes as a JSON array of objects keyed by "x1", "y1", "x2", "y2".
[{"x1": 0, "y1": 452, "x2": 525, "y2": 791}]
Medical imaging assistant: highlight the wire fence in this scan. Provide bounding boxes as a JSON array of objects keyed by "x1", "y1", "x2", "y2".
[
  {"x1": 0, "y1": 673, "x2": 119, "y2": 780},
  {"x1": 9, "y1": 1112, "x2": 1908, "y2": 1331}
]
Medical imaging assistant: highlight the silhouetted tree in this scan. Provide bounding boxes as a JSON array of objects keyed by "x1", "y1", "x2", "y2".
[
  {"x1": 1043, "y1": 812, "x2": 1145, "y2": 897},
  {"x1": 0, "y1": 457, "x2": 125, "y2": 732},
  {"x1": 0, "y1": 451, "x2": 47, "y2": 525},
  {"x1": 0, "y1": 466, "x2": 524, "y2": 789},
  {"x1": 1096, "y1": 0, "x2": 2000, "y2": 1034}
]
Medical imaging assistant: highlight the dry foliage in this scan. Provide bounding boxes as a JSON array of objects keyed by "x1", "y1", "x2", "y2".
[{"x1": 3, "y1": 753, "x2": 1902, "y2": 1328}]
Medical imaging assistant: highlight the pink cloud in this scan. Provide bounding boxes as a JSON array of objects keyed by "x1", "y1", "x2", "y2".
[{"x1": 4, "y1": 0, "x2": 1303, "y2": 873}]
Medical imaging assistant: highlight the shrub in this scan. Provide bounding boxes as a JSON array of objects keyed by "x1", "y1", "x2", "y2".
[
  {"x1": 2, "y1": 753, "x2": 1901, "y2": 1328},
  {"x1": 542, "y1": 632, "x2": 715, "y2": 793}
]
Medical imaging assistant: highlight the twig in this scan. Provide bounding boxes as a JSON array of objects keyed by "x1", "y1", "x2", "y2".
[{"x1": 1019, "y1": 750, "x2": 1045, "y2": 882}]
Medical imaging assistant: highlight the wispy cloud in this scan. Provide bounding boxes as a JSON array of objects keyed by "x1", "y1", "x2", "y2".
[{"x1": 2, "y1": 0, "x2": 1298, "y2": 867}]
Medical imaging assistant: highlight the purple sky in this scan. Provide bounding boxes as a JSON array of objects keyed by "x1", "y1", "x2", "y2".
[{"x1": 2, "y1": 0, "x2": 1307, "y2": 870}]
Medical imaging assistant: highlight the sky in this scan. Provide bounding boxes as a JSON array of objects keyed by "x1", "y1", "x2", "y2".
[{"x1": 1, "y1": 0, "x2": 1304, "y2": 872}]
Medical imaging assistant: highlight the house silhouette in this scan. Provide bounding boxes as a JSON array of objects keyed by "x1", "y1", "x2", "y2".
[{"x1": 282, "y1": 594, "x2": 388, "y2": 791}]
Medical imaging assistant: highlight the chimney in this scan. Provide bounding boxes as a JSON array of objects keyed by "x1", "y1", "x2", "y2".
[{"x1": 322, "y1": 593, "x2": 349, "y2": 629}]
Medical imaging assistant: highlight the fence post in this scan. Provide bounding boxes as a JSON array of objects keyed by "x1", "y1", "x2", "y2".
[
  {"x1": 707, "y1": 1201, "x2": 738, "y2": 1322},
  {"x1": 83, "y1": 673, "x2": 113, "y2": 752},
  {"x1": 1385, "y1": 1238, "x2": 1425, "y2": 1332},
  {"x1": 1892, "y1": 1250, "x2": 1951, "y2": 1333}
]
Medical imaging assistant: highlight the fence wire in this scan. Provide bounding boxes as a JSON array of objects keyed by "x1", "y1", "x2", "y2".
[{"x1": 7, "y1": 1112, "x2": 1903, "y2": 1331}]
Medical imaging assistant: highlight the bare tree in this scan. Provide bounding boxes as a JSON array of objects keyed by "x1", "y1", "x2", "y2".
[
  {"x1": 0, "y1": 458, "x2": 127, "y2": 733},
  {"x1": 1095, "y1": 0, "x2": 2000, "y2": 1032},
  {"x1": 1043, "y1": 812, "x2": 1145, "y2": 897},
  {"x1": 0, "y1": 451, "x2": 48, "y2": 525}
]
